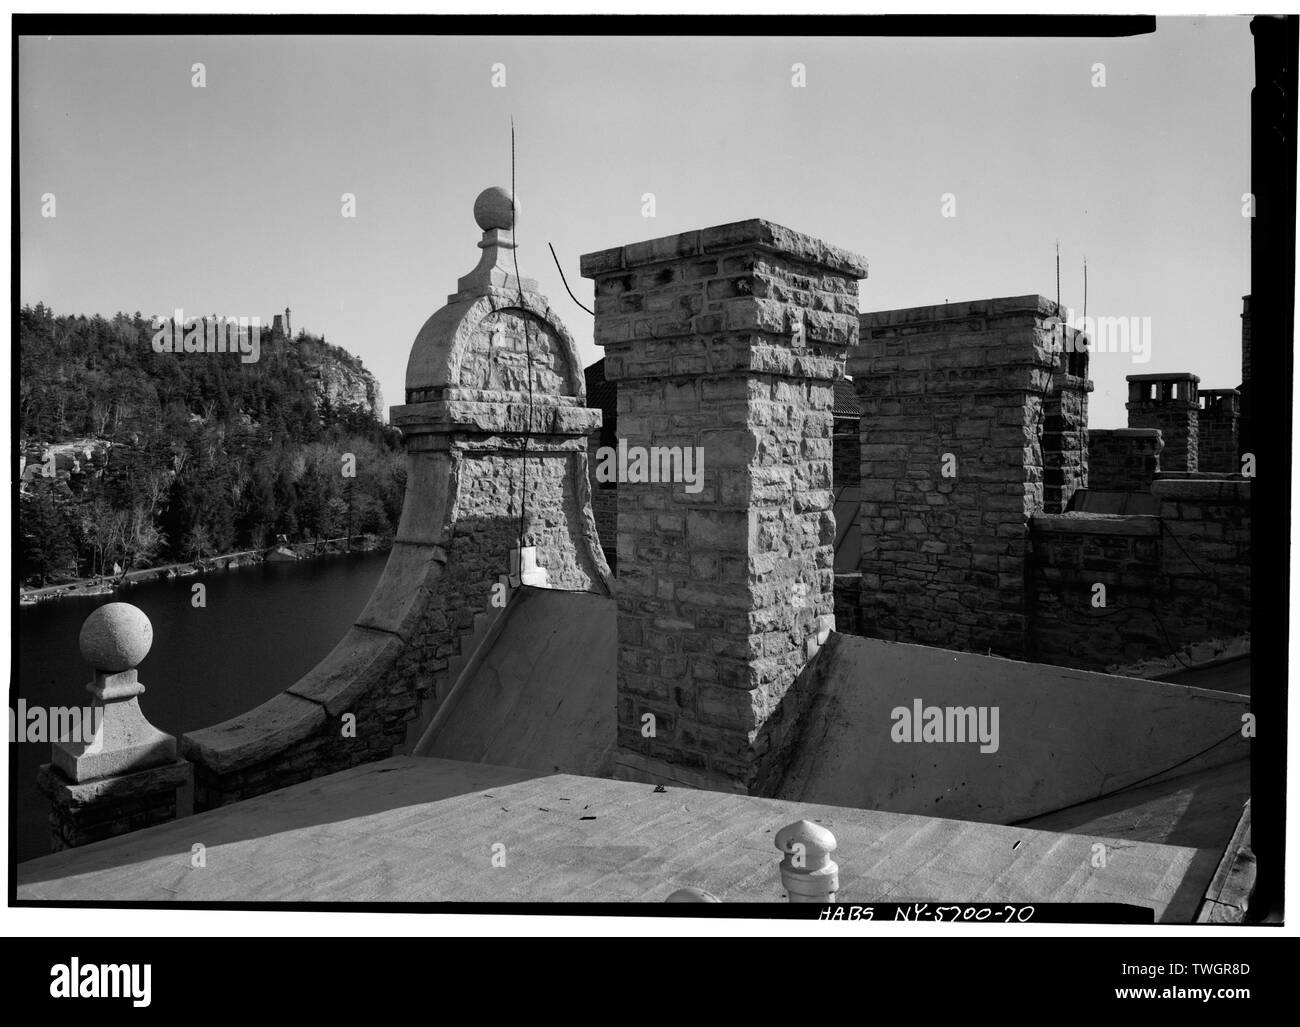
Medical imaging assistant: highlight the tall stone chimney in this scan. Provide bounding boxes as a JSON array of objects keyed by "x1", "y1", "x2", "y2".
[
  {"x1": 851, "y1": 296, "x2": 1073, "y2": 659},
  {"x1": 1126, "y1": 372, "x2": 1200, "y2": 472},
  {"x1": 581, "y1": 220, "x2": 867, "y2": 792}
]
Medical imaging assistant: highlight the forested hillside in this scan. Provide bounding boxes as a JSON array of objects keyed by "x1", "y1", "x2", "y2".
[{"x1": 19, "y1": 304, "x2": 404, "y2": 586}]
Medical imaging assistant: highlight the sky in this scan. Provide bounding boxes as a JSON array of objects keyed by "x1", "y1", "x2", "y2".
[{"x1": 19, "y1": 20, "x2": 1253, "y2": 428}]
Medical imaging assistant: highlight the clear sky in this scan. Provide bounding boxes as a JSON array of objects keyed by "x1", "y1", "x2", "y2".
[{"x1": 19, "y1": 19, "x2": 1253, "y2": 428}]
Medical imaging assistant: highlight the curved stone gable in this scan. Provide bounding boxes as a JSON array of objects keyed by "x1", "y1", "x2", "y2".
[
  {"x1": 407, "y1": 292, "x2": 586, "y2": 401},
  {"x1": 183, "y1": 189, "x2": 612, "y2": 809}
]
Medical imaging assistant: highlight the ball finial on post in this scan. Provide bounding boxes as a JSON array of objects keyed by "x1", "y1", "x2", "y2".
[
  {"x1": 79, "y1": 602, "x2": 153, "y2": 674},
  {"x1": 775, "y1": 819, "x2": 839, "y2": 903},
  {"x1": 455, "y1": 186, "x2": 532, "y2": 297},
  {"x1": 473, "y1": 186, "x2": 519, "y2": 232},
  {"x1": 54, "y1": 602, "x2": 175, "y2": 783},
  {"x1": 41, "y1": 601, "x2": 193, "y2": 848}
]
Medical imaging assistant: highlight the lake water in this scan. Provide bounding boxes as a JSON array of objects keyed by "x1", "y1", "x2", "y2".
[{"x1": 13, "y1": 549, "x2": 391, "y2": 863}]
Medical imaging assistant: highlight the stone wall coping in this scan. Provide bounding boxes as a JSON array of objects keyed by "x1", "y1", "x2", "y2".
[
  {"x1": 579, "y1": 219, "x2": 869, "y2": 279},
  {"x1": 1151, "y1": 478, "x2": 1252, "y2": 502},
  {"x1": 182, "y1": 692, "x2": 327, "y2": 776},
  {"x1": 1088, "y1": 428, "x2": 1163, "y2": 439},
  {"x1": 1031, "y1": 513, "x2": 1161, "y2": 537},
  {"x1": 861, "y1": 294, "x2": 1056, "y2": 327},
  {"x1": 1127, "y1": 371, "x2": 1201, "y2": 383}
]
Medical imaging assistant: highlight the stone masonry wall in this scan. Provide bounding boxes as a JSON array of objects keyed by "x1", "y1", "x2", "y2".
[
  {"x1": 1087, "y1": 428, "x2": 1163, "y2": 492},
  {"x1": 1030, "y1": 479, "x2": 1251, "y2": 670},
  {"x1": 38, "y1": 760, "x2": 192, "y2": 853},
  {"x1": 582, "y1": 219, "x2": 865, "y2": 793},
  {"x1": 588, "y1": 436, "x2": 619, "y2": 571},
  {"x1": 850, "y1": 296, "x2": 1075, "y2": 659},
  {"x1": 188, "y1": 433, "x2": 607, "y2": 810},
  {"x1": 1042, "y1": 373, "x2": 1091, "y2": 514}
]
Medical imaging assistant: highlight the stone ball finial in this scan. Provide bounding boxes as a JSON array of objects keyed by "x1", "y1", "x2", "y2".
[
  {"x1": 79, "y1": 602, "x2": 153, "y2": 673},
  {"x1": 473, "y1": 186, "x2": 519, "y2": 232}
]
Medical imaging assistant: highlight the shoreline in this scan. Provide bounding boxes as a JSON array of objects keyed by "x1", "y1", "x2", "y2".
[{"x1": 19, "y1": 535, "x2": 392, "y2": 606}]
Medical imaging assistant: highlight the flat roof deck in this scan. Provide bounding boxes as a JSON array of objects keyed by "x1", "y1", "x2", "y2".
[{"x1": 18, "y1": 755, "x2": 1222, "y2": 920}]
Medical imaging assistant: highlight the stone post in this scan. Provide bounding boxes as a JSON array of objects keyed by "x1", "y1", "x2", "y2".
[
  {"x1": 1126, "y1": 372, "x2": 1200, "y2": 472},
  {"x1": 38, "y1": 603, "x2": 193, "y2": 851},
  {"x1": 581, "y1": 220, "x2": 867, "y2": 793},
  {"x1": 775, "y1": 819, "x2": 838, "y2": 903}
]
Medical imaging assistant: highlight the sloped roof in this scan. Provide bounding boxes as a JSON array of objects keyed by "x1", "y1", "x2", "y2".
[{"x1": 833, "y1": 378, "x2": 861, "y2": 418}]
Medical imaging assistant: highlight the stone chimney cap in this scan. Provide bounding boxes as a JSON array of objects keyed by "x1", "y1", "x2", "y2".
[
  {"x1": 580, "y1": 219, "x2": 868, "y2": 279},
  {"x1": 1126, "y1": 371, "x2": 1200, "y2": 383},
  {"x1": 79, "y1": 602, "x2": 153, "y2": 673},
  {"x1": 474, "y1": 186, "x2": 519, "y2": 232}
]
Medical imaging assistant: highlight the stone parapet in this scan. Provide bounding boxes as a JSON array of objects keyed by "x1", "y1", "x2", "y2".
[{"x1": 1087, "y1": 427, "x2": 1164, "y2": 492}]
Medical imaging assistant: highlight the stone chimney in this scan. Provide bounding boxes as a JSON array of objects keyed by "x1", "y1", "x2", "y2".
[
  {"x1": 1127, "y1": 372, "x2": 1200, "y2": 472},
  {"x1": 851, "y1": 296, "x2": 1072, "y2": 659},
  {"x1": 581, "y1": 220, "x2": 866, "y2": 792},
  {"x1": 1197, "y1": 388, "x2": 1241, "y2": 474}
]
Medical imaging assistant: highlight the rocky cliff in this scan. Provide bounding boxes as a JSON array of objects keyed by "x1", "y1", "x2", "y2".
[{"x1": 295, "y1": 336, "x2": 384, "y2": 420}]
